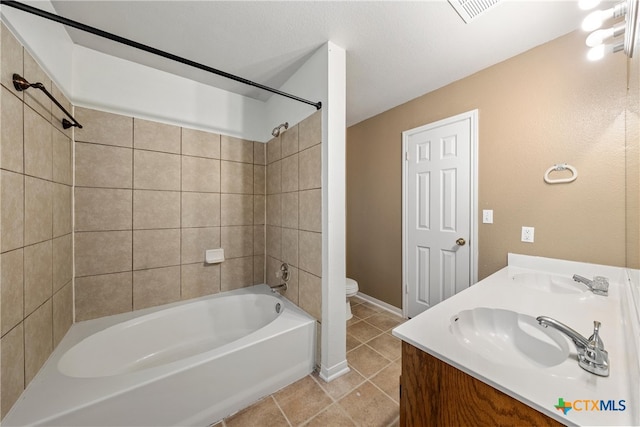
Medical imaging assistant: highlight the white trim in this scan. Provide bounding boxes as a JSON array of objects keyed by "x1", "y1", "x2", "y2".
[
  {"x1": 355, "y1": 292, "x2": 403, "y2": 318},
  {"x1": 319, "y1": 360, "x2": 350, "y2": 382},
  {"x1": 401, "y1": 109, "x2": 479, "y2": 318}
]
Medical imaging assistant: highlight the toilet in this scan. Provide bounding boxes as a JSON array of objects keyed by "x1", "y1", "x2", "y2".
[{"x1": 345, "y1": 278, "x2": 359, "y2": 320}]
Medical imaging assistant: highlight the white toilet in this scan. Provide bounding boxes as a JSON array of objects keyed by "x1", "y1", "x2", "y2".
[{"x1": 345, "y1": 278, "x2": 359, "y2": 320}]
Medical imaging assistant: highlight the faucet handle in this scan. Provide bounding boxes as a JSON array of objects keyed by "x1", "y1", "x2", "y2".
[{"x1": 588, "y1": 320, "x2": 605, "y2": 350}]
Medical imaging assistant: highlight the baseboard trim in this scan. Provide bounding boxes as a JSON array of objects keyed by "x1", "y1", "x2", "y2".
[
  {"x1": 319, "y1": 360, "x2": 350, "y2": 382},
  {"x1": 356, "y1": 292, "x2": 403, "y2": 317}
]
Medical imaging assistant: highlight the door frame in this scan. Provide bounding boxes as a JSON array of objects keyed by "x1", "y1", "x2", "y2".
[{"x1": 401, "y1": 109, "x2": 479, "y2": 318}]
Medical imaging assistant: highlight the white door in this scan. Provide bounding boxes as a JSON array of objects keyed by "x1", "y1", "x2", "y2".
[{"x1": 403, "y1": 110, "x2": 477, "y2": 318}]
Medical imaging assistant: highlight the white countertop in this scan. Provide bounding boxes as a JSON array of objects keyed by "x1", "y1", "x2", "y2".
[{"x1": 392, "y1": 254, "x2": 640, "y2": 426}]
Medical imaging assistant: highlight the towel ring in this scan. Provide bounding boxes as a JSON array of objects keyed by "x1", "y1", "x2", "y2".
[{"x1": 544, "y1": 163, "x2": 578, "y2": 184}]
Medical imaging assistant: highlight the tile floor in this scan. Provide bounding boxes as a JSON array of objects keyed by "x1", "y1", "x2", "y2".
[{"x1": 217, "y1": 296, "x2": 405, "y2": 427}]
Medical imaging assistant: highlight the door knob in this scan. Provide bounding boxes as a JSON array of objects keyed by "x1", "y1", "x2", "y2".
[{"x1": 456, "y1": 238, "x2": 466, "y2": 246}]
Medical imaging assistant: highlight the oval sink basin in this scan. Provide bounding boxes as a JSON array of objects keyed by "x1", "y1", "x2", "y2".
[
  {"x1": 450, "y1": 307, "x2": 570, "y2": 368},
  {"x1": 511, "y1": 272, "x2": 588, "y2": 295}
]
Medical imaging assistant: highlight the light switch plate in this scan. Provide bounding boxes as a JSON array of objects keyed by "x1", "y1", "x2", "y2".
[
  {"x1": 521, "y1": 226, "x2": 535, "y2": 243},
  {"x1": 482, "y1": 210, "x2": 493, "y2": 224}
]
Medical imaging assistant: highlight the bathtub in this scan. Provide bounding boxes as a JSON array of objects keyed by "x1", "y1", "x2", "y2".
[{"x1": 4, "y1": 285, "x2": 316, "y2": 426}]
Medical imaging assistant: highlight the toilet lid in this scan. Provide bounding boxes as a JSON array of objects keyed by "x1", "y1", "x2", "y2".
[{"x1": 346, "y1": 278, "x2": 359, "y2": 293}]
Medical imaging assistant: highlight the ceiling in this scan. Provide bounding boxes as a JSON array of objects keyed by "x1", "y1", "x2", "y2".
[{"x1": 49, "y1": 1, "x2": 592, "y2": 126}]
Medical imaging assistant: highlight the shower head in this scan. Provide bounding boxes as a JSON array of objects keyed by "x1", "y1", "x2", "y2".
[{"x1": 271, "y1": 122, "x2": 289, "y2": 137}]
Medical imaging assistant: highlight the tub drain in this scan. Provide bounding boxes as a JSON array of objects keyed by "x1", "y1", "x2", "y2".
[{"x1": 275, "y1": 303, "x2": 282, "y2": 313}]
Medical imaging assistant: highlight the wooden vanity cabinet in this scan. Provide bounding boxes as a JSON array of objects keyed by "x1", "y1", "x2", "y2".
[{"x1": 399, "y1": 342, "x2": 564, "y2": 426}]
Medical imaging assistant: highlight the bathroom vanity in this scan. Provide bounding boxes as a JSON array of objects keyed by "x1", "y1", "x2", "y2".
[{"x1": 393, "y1": 254, "x2": 640, "y2": 427}]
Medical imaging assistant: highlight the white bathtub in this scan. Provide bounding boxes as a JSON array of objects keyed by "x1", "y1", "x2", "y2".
[{"x1": 4, "y1": 285, "x2": 316, "y2": 426}]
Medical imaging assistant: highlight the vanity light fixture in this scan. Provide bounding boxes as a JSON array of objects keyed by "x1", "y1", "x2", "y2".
[{"x1": 581, "y1": 0, "x2": 639, "y2": 61}]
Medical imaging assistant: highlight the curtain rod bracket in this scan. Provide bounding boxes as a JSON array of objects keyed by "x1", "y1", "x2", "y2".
[{"x1": 13, "y1": 73, "x2": 83, "y2": 129}]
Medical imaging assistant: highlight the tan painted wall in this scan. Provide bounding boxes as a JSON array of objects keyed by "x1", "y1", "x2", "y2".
[
  {"x1": 626, "y1": 43, "x2": 640, "y2": 269},
  {"x1": 347, "y1": 30, "x2": 630, "y2": 308}
]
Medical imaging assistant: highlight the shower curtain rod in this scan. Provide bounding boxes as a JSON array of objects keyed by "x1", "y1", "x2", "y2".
[{"x1": 0, "y1": 0, "x2": 322, "y2": 111}]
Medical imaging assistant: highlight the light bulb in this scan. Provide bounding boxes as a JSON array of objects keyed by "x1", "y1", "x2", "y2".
[
  {"x1": 579, "y1": 0, "x2": 601, "y2": 10},
  {"x1": 586, "y1": 28, "x2": 613, "y2": 46},
  {"x1": 582, "y1": 9, "x2": 606, "y2": 31},
  {"x1": 587, "y1": 44, "x2": 606, "y2": 61}
]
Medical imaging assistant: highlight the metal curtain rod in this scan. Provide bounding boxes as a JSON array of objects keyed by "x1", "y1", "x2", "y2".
[
  {"x1": 13, "y1": 73, "x2": 82, "y2": 128},
  {"x1": 1, "y1": 0, "x2": 322, "y2": 110}
]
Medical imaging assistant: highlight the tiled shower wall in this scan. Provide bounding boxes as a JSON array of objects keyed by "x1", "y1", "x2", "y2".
[
  {"x1": 73, "y1": 107, "x2": 267, "y2": 320},
  {"x1": 0, "y1": 24, "x2": 74, "y2": 417},
  {"x1": 265, "y1": 112, "x2": 322, "y2": 321}
]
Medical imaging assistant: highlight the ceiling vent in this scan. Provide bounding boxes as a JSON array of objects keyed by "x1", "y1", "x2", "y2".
[{"x1": 447, "y1": 0, "x2": 502, "y2": 23}]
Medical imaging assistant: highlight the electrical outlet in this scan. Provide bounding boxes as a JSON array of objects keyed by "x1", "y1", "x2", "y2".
[
  {"x1": 482, "y1": 210, "x2": 493, "y2": 224},
  {"x1": 521, "y1": 226, "x2": 535, "y2": 243}
]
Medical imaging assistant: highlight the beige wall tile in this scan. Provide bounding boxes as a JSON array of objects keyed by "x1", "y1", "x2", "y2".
[
  {"x1": 221, "y1": 226, "x2": 253, "y2": 259},
  {"x1": 299, "y1": 270, "x2": 322, "y2": 321},
  {"x1": 182, "y1": 128, "x2": 220, "y2": 159},
  {"x1": 1, "y1": 248, "x2": 23, "y2": 336},
  {"x1": 24, "y1": 105, "x2": 52, "y2": 180},
  {"x1": 182, "y1": 192, "x2": 220, "y2": 227},
  {"x1": 281, "y1": 192, "x2": 299, "y2": 229},
  {"x1": 23, "y1": 240, "x2": 52, "y2": 316},
  {"x1": 266, "y1": 160, "x2": 281, "y2": 194},
  {"x1": 24, "y1": 299, "x2": 53, "y2": 386},
  {"x1": 181, "y1": 263, "x2": 221, "y2": 300},
  {"x1": 52, "y1": 130, "x2": 72, "y2": 185},
  {"x1": 281, "y1": 125, "x2": 299, "y2": 158},
  {"x1": 254, "y1": 141, "x2": 266, "y2": 166},
  {"x1": 53, "y1": 183, "x2": 72, "y2": 238},
  {"x1": 24, "y1": 176, "x2": 52, "y2": 246},
  {"x1": 182, "y1": 156, "x2": 220, "y2": 192},
  {"x1": 133, "y1": 229, "x2": 180, "y2": 270},
  {"x1": 221, "y1": 194, "x2": 253, "y2": 226},
  {"x1": 280, "y1": 265, "x2": 298, "y2": 305},
  {"x1": 75, "y1": 272, "x2": 133, "y2": 321},
  {"x1": 267, "y1": 136, "x2": 281, "y2": 164},
  {"x1": 253, "y1": 255, "x2": 265, "y2": 285},
  {"x1": 52, "y1": 234, "x2": 72, "y2": 293},
  {"x1": 281, "y1": 154, "x2": 299, "y2": 193},
  {"x1": 1, "y1": 170, "x2": 23, "y2": 252},
  {"x1": 221, "y1": 161, "x2": 253, "y2": 194},
  {"x1": 254, "y1": 225, "x2": 265, "y2": 255},
  {"x1": 133, "y1": 266, "x2": 181, "y2": 310},
  {"x1": 1, "y1": 87, "x2": 23, "y2": 173},
  {"x1": 52, "y1": 282, "x2": 72, "y2": 347},
  {"x1": 299, "y1": 231, "x2": 322, "y2": 277},
  {"x1": 74, "y1": 107, "x2": 133, "y2": 147},
  {"x1": 282, "y1": 228, "x2": 299, "y2": 268},
  {"x1": 181, "y1": 227, "x2": 220, "y2": 264},
  {"x1": 75, "y1": 187, "x2": 132, "y2": 232},
  {"x1": 75, "y1": 231, "x2": 132, "y2": 277},
  {"x1": 299, "y1": 189, "x2": 322, "y2": 232},
  {"x1": 1, "y1": 24, "x2": 24, "y2": 100},
  {"x1": 75, "y1": 142, "x2": 132, "y2": 188},
  {"x1": 23, "y1": 52, "x2": 52, "y2": 121},
  {"x1": 266, "y1": 194, "x2": 282, "y2": 227},
  {"x1": 266, "y1": 225, "x2": 282, "y2": 260},
  {"x1": 1, "y1": 323, "x2": 24, "y2": 419},
  {"x1": 134, "y1": 150, "x2": 180, "y2": 191},
  {"x1": 299, "y1": 111, "x2": 322, "y2": 151},
  {"x1": 299, "y1": 145, "x2": 321, "y2": 190},
  {"x1": 221, "y1": 256, "x2": 254, "y2": 291},
  {"x1": 254, "y1": 165, "x2": 266, "y2": 195},
  {"x1": 221, "y1": 135, "x2": 253, "y2": 163},
  {"x1": 133, "y1": 190, "x2": 180, "y2": 229},
  {"x1": 266, "y1": 256, "x2": 280, "y2": 287},
  {"x1": 51, "y1": 84, "x2": 73, "y2": 138},
  {"x1": 134, "y1": 118, "x2": 180, "y2": 153},
  {"x1": 254, "y1": 195, "x2": 265, "y2": 225}
]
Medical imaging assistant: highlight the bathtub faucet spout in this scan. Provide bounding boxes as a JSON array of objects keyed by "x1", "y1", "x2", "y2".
[{"x1": 270, "y1": 283, "x2": 287, "y2": 293}]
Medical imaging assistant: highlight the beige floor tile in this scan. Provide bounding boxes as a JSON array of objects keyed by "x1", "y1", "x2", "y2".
[
  {"x1": 366, "y1": 333, "x2": 402, "y2": 361},
  {"x1": 224, "y1": 396, "x2": 288, "y2": 427},
  {"x1": 346, "y1": 333, "x2": 362, "y2": 352},
  {"x1": 351, "y1": 303, "x2": 378, "y2": 320},
  {"x1": 274, "y1": 376, "x2": 332, "y2": 425},
  {"x1": 347, "y1": 345, "x2": 392, "y2": 378},
  {"x1": 365, "y1": 312, "x2": 404, "y2": 332},
  {"x1": 314, "y1": 368, "x2": 366, "y2": 400},
  {"x1": 370, "y1": 360, "x2": 401, "y2": 403},
  {"x1": 338, "y1": 381, "x2": 398, "y2": 427},
  {"x1": 303, "y1": 403, "x2": 356, "y2": 427},
  {"x1": 348, "y1": 320, "x2": 383, "y2": 343},
  {"x1": 347, "y1": 315, "x2": 362, "y2": 328}
]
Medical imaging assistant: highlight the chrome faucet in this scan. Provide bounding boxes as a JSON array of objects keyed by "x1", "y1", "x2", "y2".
[
  {"x1": 536, "y1": 316, "x2": 609, "y2": 377},
  {"x1": 270, "y1": 263, "x2": 290, "y2": 293},
  {"x1": 573, "y1": 274, "x2": 609, "y2": 296},
  {"x1": 269, "y1": 283, "x2": 287, "y2": 293}
]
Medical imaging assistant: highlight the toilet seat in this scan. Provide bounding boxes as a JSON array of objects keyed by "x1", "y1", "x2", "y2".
[{"x1": 346, "y1": 278, "x2": 358, "y2": 296}]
